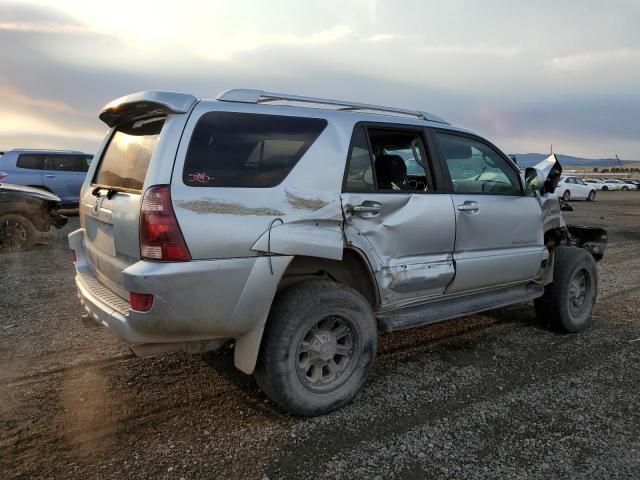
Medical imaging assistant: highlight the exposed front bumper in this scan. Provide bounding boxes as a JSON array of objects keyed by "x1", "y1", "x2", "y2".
[{"x1": 69, "y1": 228, "x2": 289, "y2": 345}]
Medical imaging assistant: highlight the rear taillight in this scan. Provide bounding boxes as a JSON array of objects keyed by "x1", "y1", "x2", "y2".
[
  {"x1": 139, "y1": 185, "x2": 190, "y2": 261},
  {"x1": 0, "y1": 172, "x2": 7, "y2": 182},
  {"x1": 129, "y1": 292, "x2": 154, "y2": 312}
]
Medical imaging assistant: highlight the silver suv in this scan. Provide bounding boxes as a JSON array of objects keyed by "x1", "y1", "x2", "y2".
[{"x1": 70, "y1": 89, "x2": 607, "y2": 416}]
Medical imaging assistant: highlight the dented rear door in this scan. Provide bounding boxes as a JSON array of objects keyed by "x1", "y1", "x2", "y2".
[{"x1": 341, "y1": 124, "x2": 456, "y2": 309}]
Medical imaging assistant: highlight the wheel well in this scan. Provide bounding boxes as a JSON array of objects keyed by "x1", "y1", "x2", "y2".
[{"x1": 277, "y1": 249, "x2": 379, "y2": 308}]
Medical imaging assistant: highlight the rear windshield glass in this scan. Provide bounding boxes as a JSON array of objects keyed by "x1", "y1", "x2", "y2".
[
  {"x1": 93, "y1": 117, "x2": 164, "y2": 191},
  {"x1": 183, "y1": 112, "x2": 327, "y2": 187}
]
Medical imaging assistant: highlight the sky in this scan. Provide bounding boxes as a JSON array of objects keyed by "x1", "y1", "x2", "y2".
[{"x1": 1, "y1": 0, "x2": 639, "y2": 159}]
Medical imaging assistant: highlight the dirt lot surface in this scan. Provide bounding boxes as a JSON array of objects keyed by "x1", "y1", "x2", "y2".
[{"x1": 1, "y1": 191, "x2": 639, "y2": 479}]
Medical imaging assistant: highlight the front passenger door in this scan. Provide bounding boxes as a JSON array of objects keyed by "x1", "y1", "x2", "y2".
[{"x1": 434, "y1": 132, "x2": 547, "y2": 294}]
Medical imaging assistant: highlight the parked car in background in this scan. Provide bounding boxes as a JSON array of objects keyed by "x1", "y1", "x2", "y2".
[
  {"x1": 597, "y1": 179, "x2": 622, "y2": 191},
  {"x1": 0, "y1": 149, "x2": 93, "y2": 206},
  {"x1": 628, "y1": 179, "x2": 640, "y2": 189},
  {"x1": 619, "y1": 179, "x2": 639, "y2": 190},
  {"x1": 584, "y1": 179, "x2": 605, "y2": 190},
  {"x1": 0, "y1": 183, "x2": 68, "y2": 252},
  {"x1": 605, "y1": 179, "x2": 633, "y2": 191},
  {"x1": 70, "y1": 89, "x2": 607, "y2": 416},
  {"x1": 557, "y1": 176, "x2": 596, "y2": 201}
]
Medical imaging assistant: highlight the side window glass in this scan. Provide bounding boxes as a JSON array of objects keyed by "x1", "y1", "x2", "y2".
[
  {"x1": 345, "y1": 126, "x2": 376, "y2": 192},
  {"x1": 80, "y1": 155, "x2": 92, "y2": 172},
  {"x1": 46, "y1": 155, "x2": 79, "y2": 171},
  {"x1": 436, "y1": 133, "x2": 521, "y2": 195},
  {"x1": 16, "y1": 154, "x2": 44, "y2": 170},
  {"x1": 368, "y1": 129, "x2": 433, "y2": 191},
  {"x1": 183, "y1": 112, "x2": 327, "y2": 188}
]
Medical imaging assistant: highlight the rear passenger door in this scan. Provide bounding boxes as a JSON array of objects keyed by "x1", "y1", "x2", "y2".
[
  {"x1": 43, "y1": 154, "x2": 90, "y2": 205},
  {"x1": 341, "y1": 124, "x2": 456, "y2": 308},
  {"x1": 12, "y1": 153, "x2": 45, "y2": 187},
  {"x1": 433, "y1": 131, "x2": 547, "y2": 294}
]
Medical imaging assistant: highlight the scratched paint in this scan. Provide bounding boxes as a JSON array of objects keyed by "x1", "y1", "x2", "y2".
[
  {"x1": 285, "y1": 191, "x2": 329, "y2": 211},
  {"x1": 177, "y1": 199, "x2": 284, "y2": 216}
]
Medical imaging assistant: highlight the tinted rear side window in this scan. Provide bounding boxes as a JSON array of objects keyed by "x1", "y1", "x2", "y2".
[
  {"x1": 17, "y1": 154, "x2": 45, "y2": 170},
  {"x1": 183, "y1": 112, "x2": 327, "y2": 187},
  {"x1": 93, "y1": 117, "x2": 165, "y2": 191},
  {"x1": 46, "y1": 155, "x2": 90, "y2": 172}
]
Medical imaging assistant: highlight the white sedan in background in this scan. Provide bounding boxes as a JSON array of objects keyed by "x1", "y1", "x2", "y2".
[
  {"x1": 598, "y1": 179, "x2": 623, "y2": 191},
  {"x1": 557, "y1": 176, "x2": 597, "y2": 201},
  {"x1": 585, "y1": 179, "x2": 605, "y2": 190},
  {"x1": 608, "y1": 179, "x2": 635, "y2": 191}
]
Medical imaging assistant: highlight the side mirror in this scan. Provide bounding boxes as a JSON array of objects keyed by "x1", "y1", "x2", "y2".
[{"x1": 524, "y1": 167, "x2": 545, "y2": 193}]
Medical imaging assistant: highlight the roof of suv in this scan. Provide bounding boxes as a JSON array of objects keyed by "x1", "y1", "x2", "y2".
[{"x1": 98, "y1": 89, "x2": 477, "y2": 137}]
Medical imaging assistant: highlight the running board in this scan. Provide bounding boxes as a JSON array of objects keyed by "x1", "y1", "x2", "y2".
[{"x1": 377, "y1": 284, "x2": 544, "y2": 333}]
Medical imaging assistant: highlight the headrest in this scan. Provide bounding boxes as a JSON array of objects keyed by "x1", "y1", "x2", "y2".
[{"x1": 375, "y1": 154, "x2": 407, "y2": 185}]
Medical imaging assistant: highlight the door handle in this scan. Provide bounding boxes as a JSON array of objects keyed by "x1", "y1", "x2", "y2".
[
  {"x1": 45, "y1": 174, "x2": 56, "y2": 178},
  {"x1": 351, "y1": 202, "x2": 381, "y2": 215},
  {"x1": 457, "y1": 202, "x2": 480, "y2": 213}
]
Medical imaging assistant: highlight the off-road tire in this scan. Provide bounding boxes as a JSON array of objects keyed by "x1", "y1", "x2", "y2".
[
  {"x1": 562, "y1": 190, "x2": 571, "y2": 201},
  {"x1": 534, "y1": 246, "x2": 598, "y2": 333},
  {"x1": 254, "y1": 279, "x2": 377, "y2": 416},
  {"x1": 0, "y1": 214, "x2": 36, "y2": 252},
  {"x1": 587, "y1": 190, "x2": 596, "y2": 201}
]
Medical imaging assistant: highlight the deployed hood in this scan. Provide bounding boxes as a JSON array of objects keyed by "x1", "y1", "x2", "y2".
[
  {"x1": 533, "y1": 154, "x2": 563, "y2": 194},
  {"x1": 527, "y1": 154, "x2": 566, "y2": 231},
  {"x1": 0, "y1": 183, "x2": 61, "y2": 202}
]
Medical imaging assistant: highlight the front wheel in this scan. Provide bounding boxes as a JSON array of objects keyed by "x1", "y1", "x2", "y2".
[
  {"x1": 587, "y1": 190, "x2": 596, "y2": 201},
  {"x1": 622, "y1": 186, "x2": 629, "y2": 191},
  {"x1": 254, "y1": 279, "x2": 377, "y2": 416},
  {"x1": 534, "y1": 246, "x2": 598, "y2": 333},
  {"x1": 0, "y1": 214, "x2": 36, "y2": 252},
  {"x1": 602, "y1": 186, "x2": 608, "y2": 191},
  {"x1": 562, "y1": 190, "x2": 571, "y2": 201}
]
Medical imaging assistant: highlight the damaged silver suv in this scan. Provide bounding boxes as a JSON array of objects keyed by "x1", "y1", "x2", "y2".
[{"x1": 70, "y1": 89, "x2": 607, "y2": 416}]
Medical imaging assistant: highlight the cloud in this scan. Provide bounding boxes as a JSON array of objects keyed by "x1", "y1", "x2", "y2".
[
  {"x1": 0, "y1": 21, "x2": 88, "y2": 33},
  {"x1": 0, "y1": 0, "x2": 639, "y2": 159},
  {"x1": 547, "y1": 48, "x2": 640, "y2": 71},
  {"x1": 0, "y1": 79, "x2": 73, "y2": 112},
  {"x1": 419, "y1": 44, "x2": 521, "y2": 56}
]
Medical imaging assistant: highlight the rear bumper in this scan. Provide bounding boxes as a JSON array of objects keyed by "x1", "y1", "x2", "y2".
[{"x1": 69, "y1": 228, "x2": 291, "y2": 345}]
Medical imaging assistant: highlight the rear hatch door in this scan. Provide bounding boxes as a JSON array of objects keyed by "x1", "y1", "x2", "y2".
[{"x1": 81, "y1": 117, "x2": 165, "y2": 295}]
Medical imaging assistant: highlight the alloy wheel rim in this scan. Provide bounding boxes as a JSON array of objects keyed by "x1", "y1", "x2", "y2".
[
  {"x1": 295, "y1": 315, "x2": 357, "y2": 392},
  {"x1": 0, "y1": 219, "x2": 28, "y2": 251}
]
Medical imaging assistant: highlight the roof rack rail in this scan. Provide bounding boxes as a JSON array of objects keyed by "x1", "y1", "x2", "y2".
[{"x1": 216, "y1": 89, "x2": 448, "y2": 124}]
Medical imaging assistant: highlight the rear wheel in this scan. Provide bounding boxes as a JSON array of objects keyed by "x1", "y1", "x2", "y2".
[
  {"x1": 602, "y1": 186, "x2": 608, "y2": 191},
  {"x1": 0, "y1": 214, "x2": 36, "y2": 252},
  {"x1": 534, "y1": 246, "x2": 598, "y2": 333},
  {"x1": 562, "y1": 190, "x2": 571, "y2": 201},
  {"x1": 587, "y1": 190, "x2": 596, "y2": 201},
  {"x1": 254, "y1": 279, "x2": 377, "y2": 416}
]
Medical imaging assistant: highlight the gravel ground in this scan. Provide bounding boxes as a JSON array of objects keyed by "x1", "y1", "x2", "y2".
[{"x1": 1, "y1": 191, "x2": 639, "y2": 479}]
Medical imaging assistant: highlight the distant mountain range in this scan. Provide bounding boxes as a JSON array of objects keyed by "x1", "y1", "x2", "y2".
[{"x1": 512, "y1": 153, "x2": 638, "y2": 168}]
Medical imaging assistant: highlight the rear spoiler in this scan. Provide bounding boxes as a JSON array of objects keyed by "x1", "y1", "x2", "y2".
[{"x1": 99, "y1": 91, "x2": 198, "y2": 127}]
